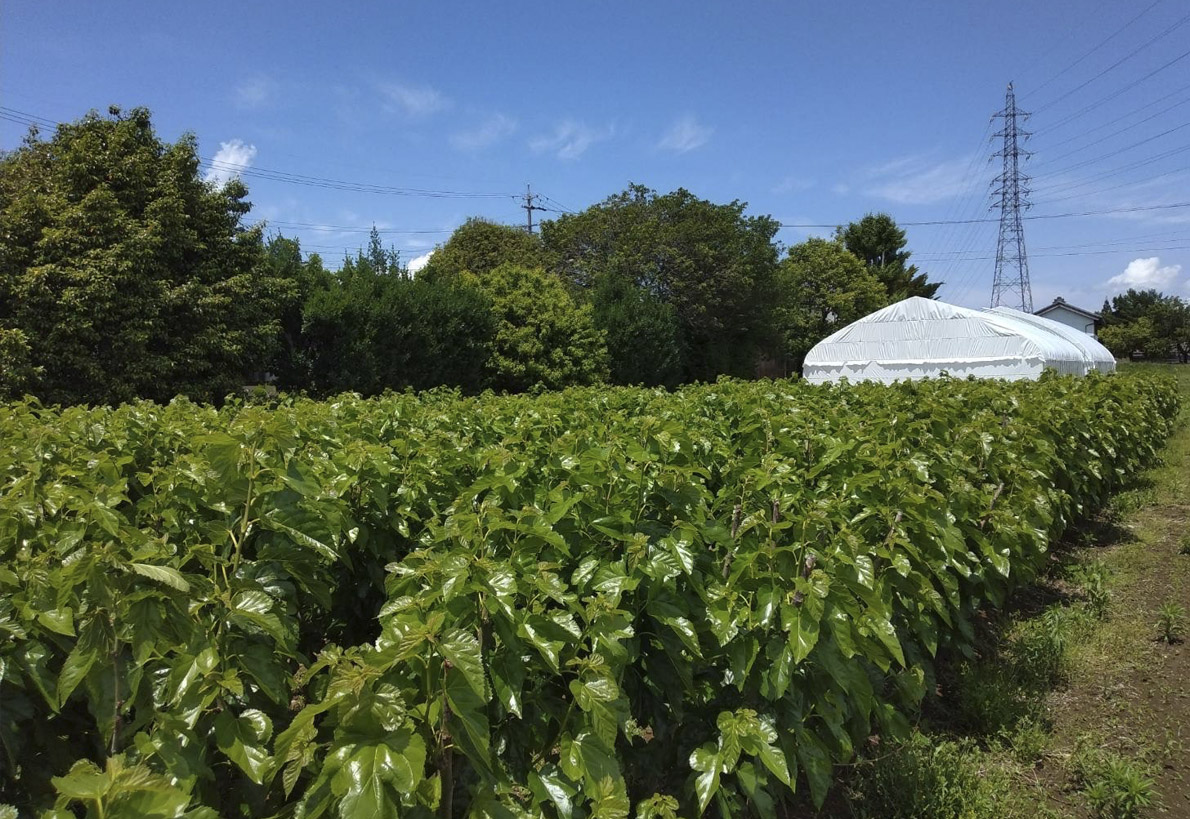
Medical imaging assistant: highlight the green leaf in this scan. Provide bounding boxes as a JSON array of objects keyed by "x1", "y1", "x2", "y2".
[
  {"x1": 860, "y1": 611, "x2": 905, "y2": 668},
  {"x1": 52, "y1": 759, "x2": 109, "y2": 800},
  {"x1": 332, "y1": 732, "x2": 425, "y2": 818},
  {"x1": 658, "y1": 615, "x2": 701, "y2": 657},
  {"x1": 214, "y1": 709, "x2": 272, "y2": 784},
  {"x1": 795, "y1": 727, "x2": 833, "y2": 809},
  {"x1": 781, "y1": 601, "x2": 821, "y2": 664},
  {"x1": 664, "y1": 533, "x2": 696, "y2": 576},
  {"x1": 37, "y1": 606, "x2": 75, "y2": 637},
  {"x1": 689, "y1": 744, "x2": 722, "y2": 814},
  {"x1": 489, "y1": 648, "x2": 525, "y2": 718},
  {"x1": 519, "y1": 615, "x2": 564, "y2": 673},
  {"x1": 439, "y1": 628, "x2": 488, "y2": 701},
  {"x1": 128, "y1": 563, "x2": 191, "y2": 593},
  {"x1": 444, "y1": 666, "x2": 491, "y2": 776},
  {"x1": 529, "y1": 766, "x2": 575, "y2": 819},
  {"x1": 58, "y1": 621, "x2": 104, "y2": 706}
]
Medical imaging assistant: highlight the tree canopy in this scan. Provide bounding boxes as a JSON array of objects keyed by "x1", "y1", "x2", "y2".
[
  {"x1": 418, "y1": 218, "x2": 543, "y2": 282},
  {"x1": 837, "y1": 213, "x2": 940, "y2": 301},
  {"x1": 1099, "y1": 288, "x2": 1190, "y2": 362},
  {"x1": 471, "y1": 264, "x2": 608, "y2": 392},
  {"x1": 771, "y1": 238, "x2": 888, "y2": 374},
  {"x1": 0, "y1": 107, "x2": 293, "y2": 404},
  {"x1": 300, "y1": 244, "x2": 495, "y2": 396},
  {"x1": 0, "y1": 105, "x2": 976, "y2": 406},
  {"x1": 541, "y1": 184, "x2": 780, "y2": 382}
]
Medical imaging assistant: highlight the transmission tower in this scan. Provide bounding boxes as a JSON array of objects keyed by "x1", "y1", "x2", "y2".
[{"x1": 990, "y1": 82, "x2": 1034, "y2": 312}]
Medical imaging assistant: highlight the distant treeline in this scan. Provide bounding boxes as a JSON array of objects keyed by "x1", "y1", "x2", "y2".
[{"x1": 0, "y1": 107, "x2": 943, "y2": 406}]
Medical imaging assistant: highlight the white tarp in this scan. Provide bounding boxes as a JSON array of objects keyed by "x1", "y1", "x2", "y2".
[
  {"x1": 986, "y1": 306, "x2": 1116, "y2": 374},
  {"x1": 803, "y1": 297, "x2": 1114, "y2": 384}
]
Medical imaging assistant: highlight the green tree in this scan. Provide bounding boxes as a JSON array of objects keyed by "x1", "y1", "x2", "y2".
[
  {"x1": 472, "y1": 264, "x2": 608, "y2": 392},
  {"x1": 0, "y1": 106, "x2": 293, "y2": 405},
  {"x1": 0, "y1": 327, "x2": 40, "y2": 400},
  {"x1": 837, "y1": 213, "x2": 940, "y2": 301},
  {"x1": 301, "y1": 247, "x2": 495, "y2": 395},
  {"x1": 418, "y1": 218, "x2": 543, "y2": 282},
  {"x1": 590, "y1": 275, "x2": 685, "y2": 387},
  {"x1": 1100, "y1": 289, "x2": 1190, "y2": 362},
  {"x1": 262, "y1": 235, "x2": 332, "y2": 389},
  {"x1": 542, "y1": 184, "x2": 780, "y2": 382},
  {"x1": 772, "y1": 238, "x2": 887, "y2": 374}
]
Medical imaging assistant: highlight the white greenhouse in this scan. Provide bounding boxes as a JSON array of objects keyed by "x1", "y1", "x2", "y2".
[{"x1": 802, "y1": 297, "x2": 1117, "y2": 385}]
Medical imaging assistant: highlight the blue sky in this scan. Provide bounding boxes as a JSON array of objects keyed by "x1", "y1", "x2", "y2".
[{"x1": 4, "y1": 0, "x2": 1189, "y2": 312}]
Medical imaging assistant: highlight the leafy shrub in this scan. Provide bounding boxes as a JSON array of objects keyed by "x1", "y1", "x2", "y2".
[{"x1": 0, "y1": 374, "x2": 1179, "y2": 816}]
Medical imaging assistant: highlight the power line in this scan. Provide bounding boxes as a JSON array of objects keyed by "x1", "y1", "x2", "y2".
[
  {"x1": 0, "y1": 104, "x2": 520, "y2": 201},
  {"x1": 200, "y1": 158, "x2": 517, "y2": 199},
  {"x1": 1034, "y1": 46, "x2": 1190, "y2": 136},
  {"x1": 779, "y1": 201, "x2": 1190, "y2": 229},
  {"x1": 1032, "y1": 97, "x2": 1190, "y2": 168},
  {"x1": 1033, "y1": 122, "x2": 1190, "y2": 177},
  {"x1": 1034, "y1": 165, "x2": 1190, "y2": 206},
  {"x1": 1031, "y1": 7, "x2": 1190, "y2": 113},
  {"x1": 917, "y1": 243, "x2": 1190, "y2": 263},
  {"x1": 1034, "y1": 142, "x2": 1190, "y2": 197},
  {"x1": 263, "y1": 220, "x2": 453, "y2": 235},
  {"x1": 1037, "y1": 83, "x2": 1190, "y2": 153},
  {"x1": 1021, "y1": 0, "x2": 1164, "y2": 101}
]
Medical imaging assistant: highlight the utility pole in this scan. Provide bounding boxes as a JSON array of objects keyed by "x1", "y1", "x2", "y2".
[
  {"x1": 521, "y1": 184, "x2": 547, "y2": 234},
  {"x1": 990, "y1": 81, "x2": 1034, "y2": 312}
]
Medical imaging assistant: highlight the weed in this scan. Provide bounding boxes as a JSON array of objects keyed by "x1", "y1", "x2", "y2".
[
  {"x1": 1072, "y1": 559, "x2": 1113, "y2": 619},
  {"x1": 1178, "y1": 533, "x2": 1190, "y2": 556},
  {"x1": 1155, "y1": 601, "x2": 1185, "y2": 644},
  {"x1": 1081, "y1": 755, "x2": 1156, "y2": 819},
  {"x1": 846, "y1": 732, "x2": 1015, "y2": 819},
  {"x1": 1001, "y1": 716, "x2": 1049, "y2": 766}
]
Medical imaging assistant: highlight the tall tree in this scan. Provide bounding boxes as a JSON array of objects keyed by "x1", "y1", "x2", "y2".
[
  {"x1": 590, "y1": 275, "x2": 685, "y2": 387},
  {"x1": 300, "y1": 245, "x2": 494, "y2": 395},
  {"x1": 541, "y1": 184, "x2": 780, "y2": 382},
  {"x1": 418, "y1": 218, "x2": 543, "y2": 281},
  {"x1": 772, "y1": 238, "x2": 887, "y2": 374},
  {"x1": 837, "y1": 213, "x2": 940, "y2": 301},
  {"x1": 261, "y1": 235, "x2": 332, "y2": 389},
  {"x1": 0, "y1": 107, "x2": 293, "y2": 405},
  {"x1": 472, "y1": 264, "x2": 608, "y2": 392}
]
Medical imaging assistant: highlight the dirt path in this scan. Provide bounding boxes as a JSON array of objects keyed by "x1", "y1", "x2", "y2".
[{"x1": 1041, "y1": 408, "x2": 1190, "y2": 817}]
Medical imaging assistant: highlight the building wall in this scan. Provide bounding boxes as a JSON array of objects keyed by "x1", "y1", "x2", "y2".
[{"x1": 1039, "y1": 304, "x2": 1097, "y2": 335}]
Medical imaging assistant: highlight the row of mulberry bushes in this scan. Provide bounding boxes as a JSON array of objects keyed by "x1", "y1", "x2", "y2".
[{"x1": 0, "y1": 373, "x2": 1179, "y2": 818}]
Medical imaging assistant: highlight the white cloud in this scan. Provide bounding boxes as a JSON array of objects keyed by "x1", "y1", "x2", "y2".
[
  {"x1": 529, "y1": 120, "x2": 612, "y2": 160},
  {"x1": 408, "y1": 250, "x2": 434, "y2": 273},
  {"x1": 450, "y1": 114, "x2": 517, "y2": 152},
  {"x1": 865, "y1": 155, "x2": 984, "y2": 205},
  {"x1": 378, "y1": 81, "x2": 450, "y2": 117},
  {"x1": 772, "y1": 175, "x2": 814, "y2": 194},
  {"x1": 1105, "y1": 256, "x2": 1183, "y2": 289},
  {"x1": 204, "y1": 139, "x2": 258, "y2": 187},
  {"x1": 657, "y1": 114, "x2": 712, "y2": 154},
  {"x1": 234, "y1": 75, "x2": 276, "y2": 109}
]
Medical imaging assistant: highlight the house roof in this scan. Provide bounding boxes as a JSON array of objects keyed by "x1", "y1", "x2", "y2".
[{"x1": 1035, "y1": 296, "x2": 1100, "y2": 321}]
